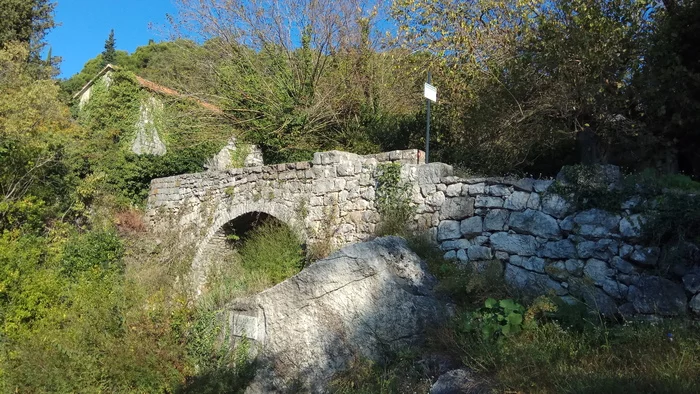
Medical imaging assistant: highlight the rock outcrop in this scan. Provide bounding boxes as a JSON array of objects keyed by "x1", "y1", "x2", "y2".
[{"x1": 228, "y1": 237, "x2": 447, "y2": 393}]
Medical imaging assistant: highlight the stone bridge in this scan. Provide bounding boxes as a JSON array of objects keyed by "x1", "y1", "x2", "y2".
[
  {"x1": 146, "y1": 149, "x2": 700, "y2": 316},
  {"x1": 146, "y1": 149, "x2": 429, "y2": 291}
]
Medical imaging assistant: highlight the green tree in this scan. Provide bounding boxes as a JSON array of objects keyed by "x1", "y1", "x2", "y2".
[
  {"x1": 0, "y1": 0, "x2": 55, "y2": 62},
  {"x1": 0, "y1": 43, "x2": 76, "y2": 231},
  {"x1": 102, "y1": 29, "x2": 116, "y2": 66},
  {"x1": 170, "y1": 0, "x2": 416, "y2": 162},
  {"x1": 392, "y1": 0, "x2": 655, "y2": 175},
  {"x1": 638, "y1": 0, "x2": 700, "y2": 176}
]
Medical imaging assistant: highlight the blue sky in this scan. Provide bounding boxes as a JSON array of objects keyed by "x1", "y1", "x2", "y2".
[{"x1": 48, "y1": 0, "x2": 177, "y2": 79}]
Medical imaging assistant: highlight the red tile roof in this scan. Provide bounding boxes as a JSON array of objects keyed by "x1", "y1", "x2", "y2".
[{"x1": 74, "y1": 64, "x2": 224, "y2": 114}]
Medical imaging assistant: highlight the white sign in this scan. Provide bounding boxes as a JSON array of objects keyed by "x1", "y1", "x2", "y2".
[{"x1": 424, "y1": 82, "x2": 437, "y2": 102}]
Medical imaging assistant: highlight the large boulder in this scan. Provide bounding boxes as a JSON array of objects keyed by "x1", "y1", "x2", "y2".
[{"x1": 232, "y1": 237, "x2": 447, "y2": 393}]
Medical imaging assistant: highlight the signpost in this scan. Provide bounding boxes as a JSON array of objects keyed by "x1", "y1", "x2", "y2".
[{"x1": 424, "y1": 72, "x2": 437, "y2": 163}]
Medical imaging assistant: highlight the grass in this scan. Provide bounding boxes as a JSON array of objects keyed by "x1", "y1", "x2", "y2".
[
  {"x1": 201, "y1": 219, "x2": 305, "y2": 310},
  {"x1": 329, "y1": 350, "x2": 434, "y2": 394},
  {"x1": 449, "y1": 319, "x2": 700, "y2": 393},
  {"x1": 403, "y1": 233, "x2": 700, "y2": 394}
]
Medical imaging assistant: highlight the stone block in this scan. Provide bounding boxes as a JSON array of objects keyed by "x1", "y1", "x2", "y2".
[
  {"x1": 466, "y1": 183, "x2": 485, "y2": 195},
  {"x1": 440, "y1": 239, "x2": 471, "y2": 251},
  {"x1": 540, "y1": 239, "x2": 577, "y2": 259},
  {"x1": 504, "y1": 191, "x2": 530, "y2": 211},
  {"x1": 490, "y1": 232, "x2": 538, "y2": 256},
  {"x1": 460, "y1": 216, "x2": 483, "y2": 236},
  {"x1": 445, "y1": 183, "x2": 463, "y2": 197},
  {"x1": 475, "y1": 195, "x2": 503, "y2": 208},
  {"x1": 533, "y1": 180, "x2": 553, "y2": 192},
  {"x1": 505, "y1": 263, "x2": 567, "y2": 296},
  {"x1": 508, "y1": 209, "x2": 561, "y2": 239},
  {"x1": 628, "y1": 277, "x2": 687, "y2": 316},
  {"x1": 509, "y1": 255, "x2": 546, "y2": 273},
  {"x1": 439, "y1": 197, "x2": 475, "y2": 220},
  {"x1": 484, "y1": 209, "x2": 510, "y2": 231},
  {"x1": 437, "y1": 221, "x2": 461, "y2": 241},
  {"x1": 541, "y1": 194, "x2": 571, "y2": 219},
  {"x1": 467, "y1": 245, "x2": 493, "y2": 261},
  {"x1": 488, "y1": 184, "x2": 511, "y2": 197},
  {"x1": 619, "y1": 214, "x2": 645, "y2": 238}
]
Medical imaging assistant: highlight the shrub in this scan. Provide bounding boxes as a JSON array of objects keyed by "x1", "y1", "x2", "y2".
[
  {"x1": 60, "y1": 229, "x2": 124, "y2": 277},
  {"x1": 375, "y1": 163, "x2": 413, "y2": 237},
  {"x1": 462, "y1": 298, "x2": 528, "y2": 340},
  {"x1": 114, "y1": 208, "x2": 146, "y2": 233},
  {"x1": 238, "y1": 220, "x2": 305, "y2": 286}
]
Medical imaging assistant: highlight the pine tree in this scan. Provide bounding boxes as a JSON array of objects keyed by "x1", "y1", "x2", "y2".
[
  {"x1": 0, "y1": 0, "x2": 56, "y2": 61},
  {"x1": 102, "y1": 29, "x2": 116, "y2": 66}
]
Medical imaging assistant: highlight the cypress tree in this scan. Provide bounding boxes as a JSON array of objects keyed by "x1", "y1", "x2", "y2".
[{"x1": 102, "y1": 29, "x2": 116, "y2": 66}]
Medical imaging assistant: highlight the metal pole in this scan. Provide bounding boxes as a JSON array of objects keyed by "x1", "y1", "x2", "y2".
[{"x1": 425, "y1": 71, "x2": 431, "y2": 164}]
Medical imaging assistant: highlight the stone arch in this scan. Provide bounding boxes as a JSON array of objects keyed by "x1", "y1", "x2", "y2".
[{"x1": 191, "y1": 200, "x2": 306, "y2": 295}]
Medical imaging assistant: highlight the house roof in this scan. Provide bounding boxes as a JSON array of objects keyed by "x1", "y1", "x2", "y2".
[{"x1": 73, "y1": 64, "x2": 223, "y2": 114}]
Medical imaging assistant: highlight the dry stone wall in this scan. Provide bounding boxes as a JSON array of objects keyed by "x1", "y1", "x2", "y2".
[
  {"x1": 405, "y1": 164, "x2": 698, "y2": 317},
  {"x1": 146, "y1": 149, "x2": 699, "y2": 316}
]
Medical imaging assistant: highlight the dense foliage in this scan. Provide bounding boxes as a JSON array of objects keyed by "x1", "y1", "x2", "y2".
[{"x1": 3, "y1": 0, "x2": 700, "y2": 392}]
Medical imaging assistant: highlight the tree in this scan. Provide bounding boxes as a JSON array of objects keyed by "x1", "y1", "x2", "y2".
[
  {"x1": 638, "y1": 0, "x2": 700, "y2": 176},
  {"x1": 0, "y1": 42, "x2": 76, "y2": 230},
  {"x1": 0, "y1": 0, "x2": 55, "y2": 52},
  {"x1": 102, "y1": 29, "x2": 116, "y2": 66},
  {"x1": 0, "y1": 0, "x2": 57, "y2": 74},
  {"x1": 169, "y1": 0, "x2": 418, "y2": 162},
  {"x1": 391, "y1": 0, "x2": 655, "y2": 175}
]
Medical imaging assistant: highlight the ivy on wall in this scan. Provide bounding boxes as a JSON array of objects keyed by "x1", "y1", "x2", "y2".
[{"x1": 73, "y1": 69, "x2": 236, "y2": 205}]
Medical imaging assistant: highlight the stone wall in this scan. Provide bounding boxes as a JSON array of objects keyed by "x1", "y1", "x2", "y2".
[
  {"x1": 146, "y1": 149, "x2": 699, "y2": 315},
  {"x1": 405, "y1": 164, "x2": 699, "y2": 317}
]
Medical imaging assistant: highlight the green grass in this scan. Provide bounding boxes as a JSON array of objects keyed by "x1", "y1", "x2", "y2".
[
  {"x1": 202, "y1": 220, "x2": 305, "y2": 310},
  {"x1": 403, "y1": 234, "x2": 700, "y2": 394},
  {"x1": 445, "y1": 319, "x2": 700, "y2": 393}
]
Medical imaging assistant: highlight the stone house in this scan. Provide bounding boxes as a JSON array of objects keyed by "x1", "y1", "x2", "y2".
[
  {"x1": 74, "y1": 64, "x2": 263, "y2": 167},
  {"x1": 73, "y1": 64, "x2": 225, "y2": 156}
]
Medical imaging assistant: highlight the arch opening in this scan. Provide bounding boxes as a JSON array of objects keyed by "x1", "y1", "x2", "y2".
[{"x1": 197, "y1": 210, "x2": 307, "y2": 300}]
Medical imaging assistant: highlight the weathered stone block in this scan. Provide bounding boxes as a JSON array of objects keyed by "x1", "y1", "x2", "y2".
[
  {"x1": 533, "y1": 180, "x2": 553, "y2": 193},
  {"x1": 483, "y1": 209, "x2": 509, "y2": 231},
  {"x1": 540, "y1": 239, "x2": 577, "y2": 259},
  {"x1": 619, "y1": 214, "x2": 645, "y2": 238},
  {"x1": 630, "y1": 246, "x2": 660, "y2": 266},
  {"x1": 439, "y1": 197, "x2": 475, "y2": 220},
  {"x1": 466, "y1": 183, "x2": 485, "y2": 195},
  {"x1": 440, "y1": 239, "x2": 472, "y2": 251},
  {"x1": 467, "y1": 245, "x2": 493, "y2": 261},
  {"x1": 504, "y1": 191, "x2": 530, "y2": 211},
  {"x1": 456, "y1": 249, "x2": 468, "y2": 262},
  {"x1": 691, "y1": 294, "x2": 700, "y2": 314},
  {"x1": 628, "y1": 277, "x2": 687, "y2": 316},
  {"x1": 505, "y1": 263, "x2": 567, "y2": 296},
  {"x1": 508, "y1": 209, "x2": 561, "y2": 239},
  {"x1": 445, "y1": 183, "x2": 462, "y2": 197},
  {"x1": 541, "y1": 194, "x2": 571, "y2": 219},
  {"x1": 437, "y1": 221, "x2": 461, "y2": 241},
  {"x1": 682, "y1": 268, "x2": 700, "y2": 294},
  {"x1": 475, "y1": 195, "x2": 503, "y2": 208},
  {"x1": 509, "y1": 255, "x2": 546, "y2": 273},
  {"x1": 490, "y1": 232, "x2": 538, "y2": 256},
  {"x1": 489, "y1": 184, "x2": 511, "y2": 197},
  {"x1": 460, "y1": 216, "x2": 483, "y2": 236}
]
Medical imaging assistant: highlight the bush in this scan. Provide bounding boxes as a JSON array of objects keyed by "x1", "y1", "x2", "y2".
[
  {"x1": 61, "y1": 229, "x2": 124, "y2": 277},
  {"x1": 375, "y1": 163, "x2": 413, "y2": 237},
  {"x1": 238, "y1": 220, "x2": 305, "y2": 287}
]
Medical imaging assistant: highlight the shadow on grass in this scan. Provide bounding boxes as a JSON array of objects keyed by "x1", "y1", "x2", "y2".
[{"x1": 175, "y1": 362, "x2": 257, "y2": 394}]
